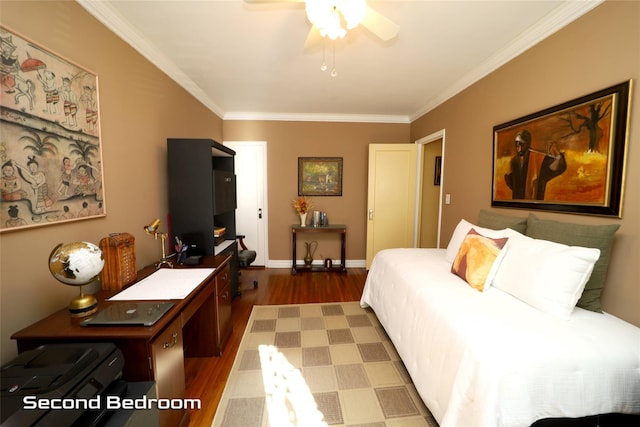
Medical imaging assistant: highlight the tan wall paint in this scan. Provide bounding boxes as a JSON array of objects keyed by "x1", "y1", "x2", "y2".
[
  {"x1": 410, "y1": 1, "x2": 639, "y2": 326},
  {"x1": 223, "y1": 120, "x2": 410, "y2": 262},
  {"x1": 1, "y1": 1, "x2": 638, "y2": 364},
  {"x1": 0, "y1": 1, "x2": 223, "y2": 363}
]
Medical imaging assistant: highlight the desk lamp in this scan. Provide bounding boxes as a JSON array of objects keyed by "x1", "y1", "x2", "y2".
[{"x1": 144, "y1": 218, "x2": 173, "y2": 269}]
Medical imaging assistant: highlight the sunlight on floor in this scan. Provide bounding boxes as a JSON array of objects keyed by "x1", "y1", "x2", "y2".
[{"x1": 258, "y1": 345, "x2": 328, "y2": 427}]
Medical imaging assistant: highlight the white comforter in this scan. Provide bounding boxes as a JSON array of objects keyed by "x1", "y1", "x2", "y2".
[{"x1": 360, "y1": 248, "x2": 640, "y2": 427}]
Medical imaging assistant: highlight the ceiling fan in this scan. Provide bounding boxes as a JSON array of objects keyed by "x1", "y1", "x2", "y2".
[{"x1": 244, "y1": 0, "x2": 399, "y2": 49}]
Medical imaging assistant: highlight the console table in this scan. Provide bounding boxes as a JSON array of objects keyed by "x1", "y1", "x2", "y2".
[
  {"x1": 291, "y1": 224, "x2": 347, "y2": 274},
  {"x1": 11, "y1": 255, "x2": 232, "y2": 427}
]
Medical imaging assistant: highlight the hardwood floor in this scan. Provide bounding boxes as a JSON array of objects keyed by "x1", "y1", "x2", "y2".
[{"x1": 183, "y1": 267, "x2": 368, "y2": 426}]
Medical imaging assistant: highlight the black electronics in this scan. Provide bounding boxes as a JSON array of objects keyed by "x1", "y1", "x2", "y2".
[
  {"x1": 183, "y1": 255, "x2": 203, "y2": 266},
  {"x1": 182, "y1": 232, "x2": 206, "y2": 257},
  {"x1": 1, "y1": 343, "x2": 124, "y2": 427}
]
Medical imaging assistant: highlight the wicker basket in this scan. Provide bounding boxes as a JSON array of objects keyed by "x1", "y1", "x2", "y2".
[{"x1": 99, "y1": 233, "x2": 137, "y2": 291}]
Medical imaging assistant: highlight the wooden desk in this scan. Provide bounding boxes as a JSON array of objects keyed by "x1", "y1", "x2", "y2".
[
  {"x1": 291, "y1": 224, "x2": 347, "y2": 274},
  {"x1": 11, "y1": 255, "x2": 232, "y2": 427}
]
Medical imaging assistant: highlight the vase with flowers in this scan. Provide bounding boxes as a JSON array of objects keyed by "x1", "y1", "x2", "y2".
[{"x1": 292, "y1": 196, "x2": 312, "y2": 227}]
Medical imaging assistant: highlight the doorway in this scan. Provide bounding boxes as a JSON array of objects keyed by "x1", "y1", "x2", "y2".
[
  {"x1": 415, "y1": 130, "x2": 445, "y2": 248},
  {"x1": 223, "y1": 141, "x2": 268, "y2": 266}
]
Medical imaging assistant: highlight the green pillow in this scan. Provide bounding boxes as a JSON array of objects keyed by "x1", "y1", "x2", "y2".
[
  {"x1": 525, "y1": 214, "x2": 620, "y2": 313},
  {"x1": 478, "y1": 209, "x2": 527, "y2": 234}
]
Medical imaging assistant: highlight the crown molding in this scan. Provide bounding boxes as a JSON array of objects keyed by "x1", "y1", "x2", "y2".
[
  {"x1": 76, "y1": 0, "x2": 226, "y2": 118},
  {"x1": 409, "y1": 0, "x2": 604, "y2": 122},
  {"x1": 78, "y1": 0, "x2": 603, "y2": 124},
  {"x1": 223, "y1": 112, "x2": 410, "y2": 124}
]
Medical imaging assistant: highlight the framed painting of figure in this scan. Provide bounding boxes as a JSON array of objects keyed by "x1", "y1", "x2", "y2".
[
  {"x1": 0, "y1": 26, "x2": 105, "y2": 232},
  {"x1": 491, "y1": 80, "x2": 631, "y2": 217}
]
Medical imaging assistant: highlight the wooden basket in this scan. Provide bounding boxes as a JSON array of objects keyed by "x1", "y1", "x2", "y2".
[{"x1": 99, "y1": 233, "x2": 137, "y2": 291}]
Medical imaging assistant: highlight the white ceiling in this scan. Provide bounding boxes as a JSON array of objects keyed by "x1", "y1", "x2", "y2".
[{"x1": 78, "y1": 0, "x2": 602, "y2": 123}]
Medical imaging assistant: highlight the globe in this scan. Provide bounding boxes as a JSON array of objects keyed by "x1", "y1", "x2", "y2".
[
  {"x1": 48, "y1": 241, "x2": 104, "y2": 317},
  {"x1": 49, "y1": 241, "x2": 105, "y2": 285}
]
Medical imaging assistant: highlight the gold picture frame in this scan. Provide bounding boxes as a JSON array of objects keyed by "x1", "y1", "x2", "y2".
[
  {"x1": 492, "y1": 80, "x2": 631, "y2": 217},
  {"x1": 1, "y1": 26, "x2": 105, "y2": 232},
  {"x1": 298, "y1": 157, "x2": 343, "y2": 196}
]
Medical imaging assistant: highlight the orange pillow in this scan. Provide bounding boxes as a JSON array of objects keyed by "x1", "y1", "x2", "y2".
[{"x1": 451, "y1": 228, "x2": 509, "y2": 291}]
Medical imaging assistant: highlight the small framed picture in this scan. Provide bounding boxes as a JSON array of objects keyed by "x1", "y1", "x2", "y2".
[
  {"x1": 298, "y1": 157, "x2": 343, "y2": 196},
  {"x1": 434, "y1": 156, "x2": 442, "y2": 186}
]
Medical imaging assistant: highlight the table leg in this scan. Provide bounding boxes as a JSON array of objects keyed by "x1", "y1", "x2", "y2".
[
  {"x1": 291, "y1": 230, "x2": 297, "y2": 274},
  {"x1": 340, "y1": 230, "x2": 346, "y2": 273}
]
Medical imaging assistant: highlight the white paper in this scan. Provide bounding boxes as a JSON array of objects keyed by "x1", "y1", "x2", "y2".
[{"x1": 108, "y1": 268, "x2": 215, "y2": 301}]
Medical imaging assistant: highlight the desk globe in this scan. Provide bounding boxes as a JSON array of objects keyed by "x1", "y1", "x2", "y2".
[{"x1": 48, "y1": 241, "x2": 104, "y2": 317}]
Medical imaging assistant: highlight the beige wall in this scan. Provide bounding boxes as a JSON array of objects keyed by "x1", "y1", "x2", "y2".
[
  {"x1": 410, "y1": 1, "x2": 639, "y2": 326},
  {"x1": 1, "y1": 1, "x2": 638, "y2": 364},
  {"x1": 0, "y1": 1, "x2": 223, "y2": 363},
  {"x1": 223, "y1": 120, "x2": 409, "y2": 261}
]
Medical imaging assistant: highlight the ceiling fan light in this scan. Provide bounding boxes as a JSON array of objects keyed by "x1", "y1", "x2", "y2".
[
  {"x1": 305, "y1": 0, "x2": 365, "y2": 38},
  {"x1": 320, "y1": 11, "x2": 347, "y2": 40},
  {"x1": 339, "y1": 0, "x2": 367, "y2": 29},
  {"x1": 320, "y1": 28, "x2": 346, "y2": 40},
  {"x1": 305, "y1": 0, "x2": 329, "y2": 27}
]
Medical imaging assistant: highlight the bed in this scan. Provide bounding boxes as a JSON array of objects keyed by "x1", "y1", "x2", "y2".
[{"x1": 360, "y1": 213, "x2": 640, "y2": 427}]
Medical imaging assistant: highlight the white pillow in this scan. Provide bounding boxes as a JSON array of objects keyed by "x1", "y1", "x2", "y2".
[
  {"x1": 492, "y1": 233, "x2": 601, "y2": 320},
  {"x1": 446, "y1": 219, "x2": 520, "y2": 263}
]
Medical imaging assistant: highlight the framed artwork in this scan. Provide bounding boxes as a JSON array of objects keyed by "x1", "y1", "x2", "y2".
[
  {"x1": 0, "y1": 26, "x2": 105, "y2": 232},
  {"x1": 434, "y1": 155, "x2": 442, "y2": 186},
  {"x1": 492, "y1": 80, "x2": 631, "y2": 217},
  {"x1": 298, "y1": 157, "x2": 343, "y2": 196}
]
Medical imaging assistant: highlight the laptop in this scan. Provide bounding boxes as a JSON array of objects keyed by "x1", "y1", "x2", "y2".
[{"x1": 80, "y1": 302, "x2": 174, "y2": 327}]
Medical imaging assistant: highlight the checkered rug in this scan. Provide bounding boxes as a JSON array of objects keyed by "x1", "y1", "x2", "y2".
[{"x1": 212, "y1": 301, "x2": 438, "y2": 427}]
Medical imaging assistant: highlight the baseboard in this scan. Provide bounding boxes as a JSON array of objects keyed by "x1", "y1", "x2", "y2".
[{"x1": 266, "y1": 259, "x2": 366, "y2": 269}]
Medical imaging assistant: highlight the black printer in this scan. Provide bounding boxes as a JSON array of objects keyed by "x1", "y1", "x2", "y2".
[{"x1": 1, "y1": 343, "x2": 125, "y2": 427}]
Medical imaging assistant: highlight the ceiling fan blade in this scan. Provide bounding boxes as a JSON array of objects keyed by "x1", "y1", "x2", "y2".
[
  {"x1": 304, "y1": 25, "x2": 324, "y2": 50},
  {"x1": 360, "y1": 6, "x2": 399, "y2": 41}
]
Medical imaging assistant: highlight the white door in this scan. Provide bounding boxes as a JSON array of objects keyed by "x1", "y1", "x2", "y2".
[
  {"x1": 224, "y1": 141, "x2": 268, "y2": 266},
  {"x1": 366, "y1": 143, "x2": 418, "y2": 269}
]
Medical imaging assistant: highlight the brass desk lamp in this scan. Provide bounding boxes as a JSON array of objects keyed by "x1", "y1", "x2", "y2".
[{"x1": 144, "y1": 218, "x2": 173, "y2": 269}]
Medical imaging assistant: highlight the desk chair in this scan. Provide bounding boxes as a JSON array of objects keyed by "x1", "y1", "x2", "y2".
[{"x1": 237, "y1": 235, "x2": 258, "y2": 288}]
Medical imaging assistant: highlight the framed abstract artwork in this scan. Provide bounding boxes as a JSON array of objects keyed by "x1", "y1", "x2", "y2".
[
  {"x1": 0, "y1": 26, "x2": 105, "y2": 232},
  {"x1": 298, "y1": 157, "x2": 343, "y2": 196},
  {"x1": 492, "y1": 80, "x2": 631, "y2": 217}
]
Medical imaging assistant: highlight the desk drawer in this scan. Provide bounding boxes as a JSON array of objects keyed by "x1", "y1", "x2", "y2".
[
  {"x1": 150, "y1": 316, "x2": 185, "y2": 427},
  {"x1": 215, "y1": 263, "x2": 232, "y2": 354}
]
